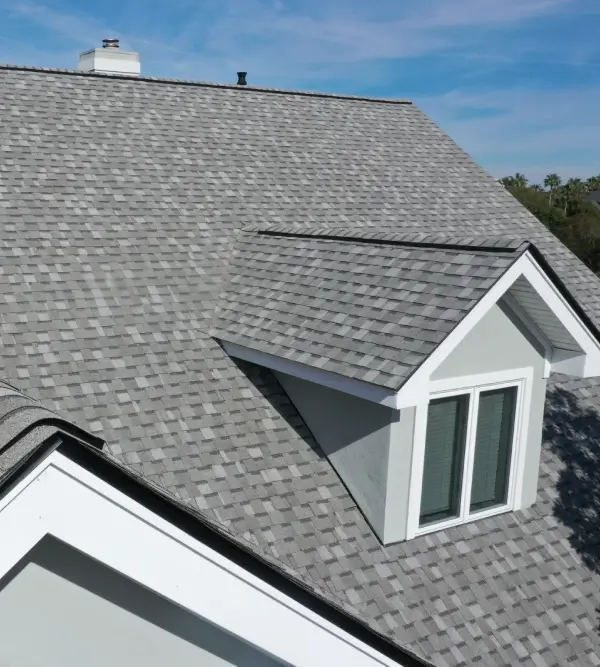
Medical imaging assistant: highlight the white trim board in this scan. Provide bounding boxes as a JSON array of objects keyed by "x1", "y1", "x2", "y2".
[
  {"x1": 405, "y1": 367, "x2": 534, "y2": 540},
  {"x1": 0, "y1": 451, "x2": 411, "y2": 667},
  {"x1": 222, "y1": 341, "x2": 400, "y2": 409},
  {"x1": 225, "y1": 251, "x2": 600, "y2": 409}
]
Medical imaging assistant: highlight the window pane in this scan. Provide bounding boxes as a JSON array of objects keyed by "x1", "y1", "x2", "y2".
[
  {"x1": 470, "y1": 386, "x2": 517, "y2": 513},
  {"x1": 420, "y1": 394, "x2": 469, "y2": 526}
]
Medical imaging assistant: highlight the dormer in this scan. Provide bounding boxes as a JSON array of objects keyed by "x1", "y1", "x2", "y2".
[{"x1": 212, "y1": 228, "x2": 600, "y2": 544}]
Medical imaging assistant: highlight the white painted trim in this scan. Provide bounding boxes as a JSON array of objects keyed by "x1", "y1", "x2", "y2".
[
  {"x1": 501, "y1": 293, "x2": 553, "y2": 378},
  {"x1": 429, "y1": 367, "x2": 533, "y2": 395},
  {"x1": 398, "y1": 252, "x2": 600, "y2": 405},
  {"x1": 405, "y1": 400, "x2": 429, "y2": 539},
  {"x1": 551, "y1": 349, "x2": 586, "y2": 376},
  {"x1": 223, "y1": 341, "x2": 403, "y2": 409},
  {"x1": 0, "y1": 451, "x2": 408, "y2": 667},
  {"x1": 519, "y1": 255, "x2": 598, "y2": 365},
  {"x1": 406, "y1": 367, "x2": 533, "y2": 540},
  {"x1": 226, "y1": 252, "x2": 600, "y2": 409}
]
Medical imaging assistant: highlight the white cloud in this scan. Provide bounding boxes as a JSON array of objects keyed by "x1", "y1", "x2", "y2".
[
  {"x1": 4, "y1": 2, "x2": 114, "y2": 47},
  {"x1": 3, "y1": 0, "x2": 596, "y2": 181},
  {"x1": 1, "y1": 0, "x2": 585, "y2": 82}
]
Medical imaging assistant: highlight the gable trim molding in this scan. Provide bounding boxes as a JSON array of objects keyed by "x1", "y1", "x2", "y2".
[
  {"x1": 0, "y1": 449, "x2": 413, "y2": 667},
  {"x1": 223, "y1": 341, "x2": 400, "y2": 409},
  {"x1": 224, "y1": 252, "x2": 600, "y2": 410},
  {"x1": 398, "y1": 251, "x2": 600, "y2": 407}
]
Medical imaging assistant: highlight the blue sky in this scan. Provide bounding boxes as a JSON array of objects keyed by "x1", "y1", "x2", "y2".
[{"x1": 1, "y1": 0, "x2": 599, "y2": 184}]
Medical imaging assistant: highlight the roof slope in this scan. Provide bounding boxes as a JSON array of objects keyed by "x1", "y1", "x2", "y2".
[
  {"x1": 214, "y1": 228, "x2": 526, "y2": 390},
  {"x1": 1, "y1": 65, "x2": 600, "y2": 666}
]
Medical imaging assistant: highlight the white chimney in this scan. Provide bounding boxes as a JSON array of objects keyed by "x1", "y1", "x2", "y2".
[{"x1": 78, "y1": 39, "x2": 140, "y2": 76}]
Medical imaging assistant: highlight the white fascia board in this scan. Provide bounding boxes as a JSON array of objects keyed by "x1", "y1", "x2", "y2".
[
  {"x1": 0, "y1": 451, "x2": 410, "y2": 667},
  {"x1": 397, "y1": 252, "x2": 600, "y2": 406},
  {"x1": 551, "y1": 349, "x2": 587, "y2": 376},
  {"x1": 396, "y1": 253, "x2": 535, "y2": 406},
  {"x1": 226, "y1": 252, "x2": 600, "y2": 409},
  {"x1": 500, "y1": 292, "x2": 552, "y2": 378},
  {"x1": 223, "y1": 341, "x2": 401, "y2": 409},
  {"x1": 518, "y1": 255, "x2": 600, "y2": 377}
]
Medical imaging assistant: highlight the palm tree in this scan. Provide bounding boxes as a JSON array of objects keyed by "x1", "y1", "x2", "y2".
[
  {"x1": 513, "y1": 172, "x2": 528, "y2": 188},
  {"x1": 564, "y1": 178, "x2": 586, "y2": 215},
  {"x1": 531, "y1": 184, "x2": 543, "y2": 191},
  {"x1": 544, "y1": 173, "x2": 562, "y2": 207}
]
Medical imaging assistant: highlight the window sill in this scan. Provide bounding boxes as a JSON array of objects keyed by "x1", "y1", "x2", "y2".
[{"x1": 414, "y1": 503, "x2": 511, "y2": 538}]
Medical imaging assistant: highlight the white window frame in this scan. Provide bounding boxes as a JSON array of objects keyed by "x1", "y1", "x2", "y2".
[{"x1": 406, "y1": 367, "x2": 534, "y2": 539}]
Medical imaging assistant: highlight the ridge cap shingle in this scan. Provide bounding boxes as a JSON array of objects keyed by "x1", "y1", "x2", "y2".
[
  {"x1": 0, "y1": 63, "x2": 413, "y2": 105},
  {"x1": 243, "y1": 225, "x2": 529, "y2": 253}
]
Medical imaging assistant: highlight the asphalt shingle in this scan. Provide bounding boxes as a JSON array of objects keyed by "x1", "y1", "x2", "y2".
[
  {"x1": 213, "y1": 228, "x2": 526, "y2": 390},
  {"x1": 1, "y1": 64, "x2": 600, "y2": 666}
]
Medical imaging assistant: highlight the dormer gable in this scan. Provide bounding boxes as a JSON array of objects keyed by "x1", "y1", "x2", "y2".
[{"x1": 213, "y1": 229, "x2": 600, "y2": 544}]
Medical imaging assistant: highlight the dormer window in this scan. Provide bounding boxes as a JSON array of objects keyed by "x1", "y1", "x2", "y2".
[
  {"x1": 214, "y1": 227, "x2": 600, "y2": 545},
  {"x1": 414, "y1": 369, "x2": 529, "y2": 535}
]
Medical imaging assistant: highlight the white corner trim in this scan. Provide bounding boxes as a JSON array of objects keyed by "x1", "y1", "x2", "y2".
[
  {"x1": 405, "y1": 367, "x2": 534, "y2": 541},
  {"x1": 404, "y1": 400, "x2": 429, "y2": 540},
  {"x1": 223, "y1": 341, "x2": 402, "y2": 409},
  {"x1": 0, "y1": 451, "x2": 408, "y2": 667}
]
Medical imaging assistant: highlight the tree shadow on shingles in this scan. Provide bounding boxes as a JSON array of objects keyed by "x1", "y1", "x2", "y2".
[{"x1": 544, "y1": 385, "x2": 600, "y2": 627}]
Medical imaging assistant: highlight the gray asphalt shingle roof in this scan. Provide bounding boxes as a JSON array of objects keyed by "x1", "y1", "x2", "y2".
[
  {"x1": 1, "y1": 64, "x2": 600, "y2": 666},
  {"x1": 213, "y1": 228, "x2": 527, "y2": 390}
]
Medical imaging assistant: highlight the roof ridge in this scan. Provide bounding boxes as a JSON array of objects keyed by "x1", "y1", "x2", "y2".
[
  {"x1": 0, "y1": 64, "x2": 413, "y2": 105},
  {"x1": 243, "y1": 225, "x2": 528, "y2": 253}
]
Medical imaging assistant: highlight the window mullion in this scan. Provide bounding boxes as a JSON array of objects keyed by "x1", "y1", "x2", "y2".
[{"x1": 460, "y1": 388, "x2": 479, "y2": 519}]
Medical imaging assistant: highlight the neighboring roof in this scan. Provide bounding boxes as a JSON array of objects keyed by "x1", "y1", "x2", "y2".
[
  {"x1": 585, "y1": 191, "x2": 600, "y2": 208},
  {"x1": 1, "y1": 64, "x2": 600, "y2": 666},
  {"x1": 213, "y1": 228, "x2": 527, "y2": 390}
]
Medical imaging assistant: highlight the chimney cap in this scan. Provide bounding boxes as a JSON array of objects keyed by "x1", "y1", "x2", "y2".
[
  {"x1": 102, "y1": 38, "x2": 120, "y2": 49},
  {"x1": 237, "y1": 71, "x2": 247, "y2": 86}
]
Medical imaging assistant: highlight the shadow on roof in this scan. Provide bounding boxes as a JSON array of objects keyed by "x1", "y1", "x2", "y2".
[
  {"x1": 231, "y1": 357, "x2": 326, "y2": 458},
  {"x1": 544, "y1": 386, "x2": 600, "y2": 630}
]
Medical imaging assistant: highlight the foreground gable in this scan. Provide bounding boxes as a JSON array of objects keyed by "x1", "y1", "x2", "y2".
[{"x1": 0, "y1": 443, "x2": 423, "y2": 667}]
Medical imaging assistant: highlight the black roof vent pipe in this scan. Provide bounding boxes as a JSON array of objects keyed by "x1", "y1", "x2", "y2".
[{"x1": 237, "y1": 72, "x2": 247, "y2": 86}]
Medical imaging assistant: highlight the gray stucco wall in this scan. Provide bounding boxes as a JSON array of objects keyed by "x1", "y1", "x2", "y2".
[
  {"x1": 276, "y1": 302, "x2": 547, "y2": 545},
  {"x1": 432, "y1": 301, "x2": 546, "y2": 380},
  {"x1": 431, "y1": 301, "x2": 547, "y2": 508},
  {"x1": 275, "y1": 371, "x2": 393, "y2": 539},
  {"x1": 0, "y1": 538, "x2": 285, "y2": 667}
]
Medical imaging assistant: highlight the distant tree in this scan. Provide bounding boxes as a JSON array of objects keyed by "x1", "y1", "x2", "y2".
[
  {"x1": 586, "y1": 175, "x2": 600, "y2": 192},
  {"x1": 554, "y1": 203, "x2": 600, "y2": 274},
  {"x1": 500, "y1": 176, "x2": 515, "y2": 187},
  {"x1": 513, "y1": 172, "x2": 528, "y2": 188},
  {"x1": 544, "y1": 173, "x2": 562, "y2": 206},
  {"x1": 507, "y1": 173, "x2": 600, "y2": 275},
  {"x1": 563, "y1": 178, "x2": 587, "y2": 215},
  {"x1": 531, "y1": 184, "x2": 543, "y2": 191}
]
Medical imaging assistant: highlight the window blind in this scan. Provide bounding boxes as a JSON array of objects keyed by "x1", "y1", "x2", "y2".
[
  {"x1": 420, "y1": 394, "x2": 469, "y2": 525},
  {"x1": 470, "y1": 386, "x2": 516, "y2": 512}
]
